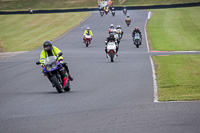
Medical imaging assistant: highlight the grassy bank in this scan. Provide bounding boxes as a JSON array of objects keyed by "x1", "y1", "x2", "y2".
[
  {"x1": 147, "y1": 7, "x2": 200, "y2": 51},
  {"x1": 0, "y1": 0, "x2": 98, "y2": 10},
  {"x1": 153, "y1": 55, "x2": 200, "y2": 101},
  {"x1": 0, "y1": 0, "x2": 199, "y2": 10},
  {"x1": 0, "y1": 12, "x2": 89, "y2": 52}
]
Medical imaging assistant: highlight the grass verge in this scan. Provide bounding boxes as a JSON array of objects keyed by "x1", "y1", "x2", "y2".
[
  {"x1": 147, "y1": 6, "x2": 200, "y2": 51},
  {"x1": 0, "y1": 0, "x2": 98, "y2": 10},
  {"x1": 1, "y1": 0, "x2": 199, "y2": 10},
  {"x1": 148, "y1": 7, "x2": 200, "y2": 101},
  {"x1": 0, "y1": 12, "x2": 89, "y2": 52},
  {"x1": 152, "y1": 55, "x2": 200, "y2": 101}
]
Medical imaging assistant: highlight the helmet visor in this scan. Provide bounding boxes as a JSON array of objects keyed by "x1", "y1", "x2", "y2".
[{"x1": 44, "y1": 45, "x2": 51, "y2": 51}]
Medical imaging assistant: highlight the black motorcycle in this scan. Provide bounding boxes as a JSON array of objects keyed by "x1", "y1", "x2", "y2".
[
  {"x1": 100, "y1": 10, "x2": 104, "y2": 17},
  {"x1": 133, "y1": 33, "x2": 142, "y2": 48},
  {"x1": 112, "y1": 10, "x2": 115, "y2": 17},
  {"x1": 123, "y1": 8, "x2": 127, "y2": 15}
]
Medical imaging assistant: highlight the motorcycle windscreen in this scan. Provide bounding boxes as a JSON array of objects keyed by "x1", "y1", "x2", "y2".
[
  {"x1": 134, "y1": 33, "x2": 140, "y2": 40},
  {"x1": 43, "y1": 56, "x2": 57, "y2": 65}
]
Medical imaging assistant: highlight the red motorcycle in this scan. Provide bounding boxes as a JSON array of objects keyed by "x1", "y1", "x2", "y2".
[
  {"x1": 84, "y1": 33, "x2": 92, "y2": 47},
  {"x1": 104, "y1": 8, "x2": 109, "y2": 15}
]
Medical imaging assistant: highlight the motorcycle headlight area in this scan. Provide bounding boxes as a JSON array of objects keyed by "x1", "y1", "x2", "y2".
[
  {"x1": 46, "y1": 66, "x2": 52, "y2": 71},
  {"x1": 52, "y1": 64, "x2": 57, "y2": 69}
]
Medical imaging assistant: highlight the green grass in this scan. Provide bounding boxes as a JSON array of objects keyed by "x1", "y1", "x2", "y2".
[
  {"x1": 122, "y1": 0, "x2": 200, "y2": 6},
  {"x1": 0, "y1": 12, "x2": 89, "y2": 52},
  {"x1": 152, "y1": 55, "x2": 200, "y2": 101},
  {"x1": 147, "y1": 7, "x2": 200, "y2": 51},
  {"x1": 0, "y1": 0, "x2": 98, "y2": 10},
  {"x1": 148, "y1": 7, "x2": 200, "y2": 101},
  {"x1": 1, "y1": 0, "x2": 199, "y2": 10}
]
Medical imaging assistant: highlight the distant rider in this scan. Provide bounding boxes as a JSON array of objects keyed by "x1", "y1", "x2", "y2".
[
  {"x1": 40, "y1": 41, "x2": 73, "y2": 81},
  {"x1": 83, "y1": 27, "x2": 93, "y2": 43},
  {"x1": 109, "y1": 24, "x2": 115, "y2": 34},
  {"x1": 123, "y1": 6, "x2": 127, "y2": 14},
  {"x1": 104, "y1": 6, "x2": 109, "y2": 11},
  {"x1": 105, "y1": 34, "x2": 118, "y2": 57},
  {"x1": 111, "y1": 7, "x2": 115, "y2": 11},
  {"x1": 116, "y1": 25, "x2": 124, "y2": 37},
  {"x1": 125, "y1": 15, "x2": 131, "y2": 21}
]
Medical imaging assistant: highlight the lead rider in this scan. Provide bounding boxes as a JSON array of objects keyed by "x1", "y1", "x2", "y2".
[
  {"x1": 105, "y1": 34, "x2": 118, "y2": 57},
  {"x1": 40, "y1": 40, "x2": 73, "y2": 81}
]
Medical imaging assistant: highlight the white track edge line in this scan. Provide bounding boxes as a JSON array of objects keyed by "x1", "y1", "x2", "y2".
[
  {"x1": 150, "y1": 56, "x2": 159, "y2": 102},
  {"x1": 145, "y1": 11, "x2": 158, "y2": 102},
  {"x1": 145, "y1": 11, "x2": 200, "y2": 103},
  {"x1": 144, "y1": 11, "x2": 150, "y2": 53}
]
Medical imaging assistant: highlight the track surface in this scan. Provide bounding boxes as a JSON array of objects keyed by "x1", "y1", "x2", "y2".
[{"x1": 0, "y1": 11, "x2": 200, "y2": 133}]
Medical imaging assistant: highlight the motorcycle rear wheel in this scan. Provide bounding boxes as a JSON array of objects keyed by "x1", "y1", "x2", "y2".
[
  {"x1": 64, "y1": 86, "x2": 71, "y2": 92},
  {"x1": 110, "y1": 52, "x2": 114, "y2": 62}
]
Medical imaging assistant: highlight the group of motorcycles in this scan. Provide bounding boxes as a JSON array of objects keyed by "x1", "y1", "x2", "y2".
[
  {"x1": 100, "y1": 7, "x2": 115, "y2": 17},
  {"x1": 123, "y1": 8, "x2": 131, "y2": 27},
  {"x1": 36, "y1": 7, "x2": 142, "y2": 93},
  {"x1": 100, "y1": 7, "x2": 131, "y2": 27}
]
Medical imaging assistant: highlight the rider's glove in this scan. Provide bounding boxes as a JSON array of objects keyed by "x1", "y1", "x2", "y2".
[{"x1": 59, "y1": 60, "x2": 64, "y2": 64}]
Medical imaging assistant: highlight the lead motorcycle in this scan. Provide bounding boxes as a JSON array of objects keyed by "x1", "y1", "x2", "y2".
[
  {"x1": 106, "y1": 41, "x2": 117, "y2": 62},
  {"x1": 133, "y1": 33, "x2": 142, "y2": 48},
  {"x1": 36, "y1": 53, "x2": 70, "y2": 93}
]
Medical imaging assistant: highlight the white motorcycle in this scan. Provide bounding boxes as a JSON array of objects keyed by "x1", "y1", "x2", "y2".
[{"x1": 106, "y1": 41, "x2": 117, "y2": 62}]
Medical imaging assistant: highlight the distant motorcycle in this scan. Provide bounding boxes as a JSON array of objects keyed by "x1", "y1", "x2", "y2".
[
  {"x1": 106, "y1": 41, "x2": 117, "y2": 62},
  {"x1": 116, "y1": 29, "x2": 123, "y2": 40},
  {"x1": 114, "y1": 33, "x2": 120, "y2": 45},
  {"x1": 123, "y1": 9, "x2": 127, "y2": 15},
  {"x1": 105, "y1": 8, "x2": 109, "y2": 15},
  {"x1": 108, "y1": 28, "x2": 114, "y2": 34},
  {"x1": 125, "y1": 18, "x2": 131, "y2": 27},
  {"x1": 112, "y1": 10, "x2": 115, "y2": 17},
  {"x1": 84, "y1": 33, "x2": 92, "y2": 47},
  {"x1": 36, "y1": 53, "x2": 71, "y2": 93},
  {"x1": 100, "y1": 10, "x2": 104, "y2": 17},
  {"x1": 133, "y1": 33, "x2": 142, "y2": 48}
]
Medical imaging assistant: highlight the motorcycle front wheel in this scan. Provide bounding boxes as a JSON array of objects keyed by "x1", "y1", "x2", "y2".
[{"x1": 52, "y1": 75, "x2": 64, "y2": 93}]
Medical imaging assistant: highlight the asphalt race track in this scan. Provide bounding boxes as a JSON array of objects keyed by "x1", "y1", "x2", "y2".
[{"x1": 0, "y1": 10, "x2": 200, "y2": 133}]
